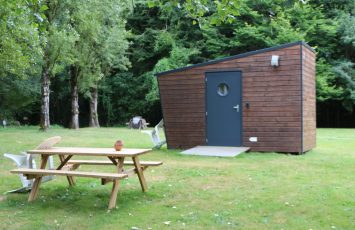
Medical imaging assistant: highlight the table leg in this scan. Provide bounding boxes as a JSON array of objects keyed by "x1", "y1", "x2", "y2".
[
  {"x1": 59, "y1": 155, "x2": 75, "y2": 186},
  {"x1": 132, "y1": 156, "x2": 148, "y2": 192},
  {"x1": 116, "y1": 157, "x2": 125, "y2": 172},
  {"x1": 108, "y1": 180, "x2": 120, "y2": 210},
  {"x1": 107, "y1": 157, "x2": 125, "y2": 210},
  {"x1": 28, "y1": 155, "x2": 48, "y2": 202}
]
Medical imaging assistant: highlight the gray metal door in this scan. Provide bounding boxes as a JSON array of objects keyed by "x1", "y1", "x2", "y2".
[{"x1": 206, "y1": 71, "x2": 242, "y2": 146}]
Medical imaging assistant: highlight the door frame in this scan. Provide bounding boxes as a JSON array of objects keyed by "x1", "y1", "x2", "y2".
[{"x1": 204, "y1": 70, "x2": 243, "y2": 146}]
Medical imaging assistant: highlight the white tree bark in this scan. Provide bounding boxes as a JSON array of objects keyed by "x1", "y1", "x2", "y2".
[
  {"x1": 70, "y1": 66, "x2": 79, "y2": 129},
  {"x1": 40, "y1": 68, "x2": 50, "y2": 131},
  {"x1": 89, "y1": 87, "x2": 100, "y2": 127}
]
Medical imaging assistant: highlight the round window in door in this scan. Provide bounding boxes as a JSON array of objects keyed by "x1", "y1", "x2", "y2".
[{"x1": 217, "y1": 83, "x2": 229, "y2": 96}]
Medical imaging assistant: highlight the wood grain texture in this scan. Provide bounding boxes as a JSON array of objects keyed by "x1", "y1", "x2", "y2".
[
  {"x1": 27, "y1": 147, "x2": 152, "y2": 157},
  {"x1": 158, "y1": 44, "x2": 316, "y2": 152},
  {"x1": 28, "y1": 155, "x2": 48, "y2": 202},
  {"x1": 302, "y1": 47, "x2": 316, "y2": 152},
  {"x1": 67, "y1": 160, "x2": 163, "y2": 166},
  {"x1": 108, "y1": 180, "x2": 120, "y2": 210},
  {"x1": 11, "y1": 168, "x2": 128, "y2": 179}
]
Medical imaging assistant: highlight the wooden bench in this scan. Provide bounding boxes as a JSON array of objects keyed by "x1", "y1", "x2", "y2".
[
  {"x1": 11, "y1": 168, "x2": 128, "y2": 180},
  {"x1": 11, "y1": 168, "x2": 128, "y2": 209},
  {"x1": 67, "y1": 160, "x2": 162, "y2": 167},
  {"x1": 65, "y1": 160, "x2": 163, "y2": 178}
]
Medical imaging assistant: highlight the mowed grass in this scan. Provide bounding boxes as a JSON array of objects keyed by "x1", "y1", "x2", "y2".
[{"x1": 0, "y1": 127, "x2": 354, "y2": 230}]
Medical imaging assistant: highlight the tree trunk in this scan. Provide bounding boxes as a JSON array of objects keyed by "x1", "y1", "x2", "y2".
[
  {"x1": 70, "y1": 66, "x2": 79, "y2": 129},
  {"x1": 89, "y1": 87, "x2": 100, "y2": 127},
  {"x1": 39, "y1": 68, "x2": 50, "y2": 131}
]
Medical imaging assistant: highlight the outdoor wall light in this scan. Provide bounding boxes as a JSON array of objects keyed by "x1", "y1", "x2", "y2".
[{"x1": 271, "y1": 55, "x2": 279, "y2": 67}]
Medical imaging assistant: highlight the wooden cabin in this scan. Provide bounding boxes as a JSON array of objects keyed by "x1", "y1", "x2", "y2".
[{"x1": 156, "y1": 41, "x2": 316, "y2": 153}]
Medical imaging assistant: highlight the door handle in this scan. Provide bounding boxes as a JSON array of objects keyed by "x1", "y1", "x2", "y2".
[{"x1": 233, "y1": 105, "x2": 239, "y2": 112}]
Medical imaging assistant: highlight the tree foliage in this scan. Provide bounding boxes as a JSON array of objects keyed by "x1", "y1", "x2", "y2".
[
  {"x1": 148, "y1": 0, "x2": 242, "y2": 25},
  {"x1": 0, "y1": 0, "x2": 41, "y2": 79},
  {"x1": 0, "y1": 0, "x2": 354, "y2": 126},
  {"x1": 69, "y1": 0, "x2": 131, "y2": 95}
]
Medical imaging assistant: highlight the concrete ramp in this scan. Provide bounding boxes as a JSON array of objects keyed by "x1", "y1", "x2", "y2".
[{"x1": 181, "y1": 146, "x2": 250, "y2": 157}]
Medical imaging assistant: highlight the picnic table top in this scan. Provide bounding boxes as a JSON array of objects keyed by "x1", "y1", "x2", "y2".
[{"x1": 27, "y1": 147, "x2": 152, "y2": 157}]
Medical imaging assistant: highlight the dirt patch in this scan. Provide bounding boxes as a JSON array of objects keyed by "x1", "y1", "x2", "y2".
[{"x1": 0, "y1": 195, "x2": 7, "y2": 202}]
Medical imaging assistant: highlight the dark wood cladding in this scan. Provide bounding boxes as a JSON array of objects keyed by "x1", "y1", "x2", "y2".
[
  {"x1": 158, "y1": 43, "x2": 316, "y2": 153},
  {"x1": 302, "y1": 47, "x2": 316, "y2": 151}
]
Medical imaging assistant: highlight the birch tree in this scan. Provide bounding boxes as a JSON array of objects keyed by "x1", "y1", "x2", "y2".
[
  {"x1": 69, "y1": 0, "x2": 131, "y2": 128},
  {"x1": 35, "y1": 1, "x2": 78, "y2": 131}
]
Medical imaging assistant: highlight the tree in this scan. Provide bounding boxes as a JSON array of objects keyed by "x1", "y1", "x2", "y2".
[
  {"x1": 0, "y1": 0, "x2": 42, "y2": 121},
  {"x1": 0, "y1": 76, "x2": 40, "y2": 120},
  {"x1": 0, "y1": 0, "x2": 41, "y2": 79},
  {"x1": 34, "y1": 1, "x2": 78, "y2": 131},
  {"x1": 146, "y1": 45, "x2": 200, "y2": 104},
  {"x1": 333, "y1": 61, "x2": 355, "y2": 111},
  {"x1": 148, "y1": 0, "x2": 242, "y2": 25},
  {"x1": 71, "y1": 0, "x2": 131, "y2": 128},
  {"x1": 316, "y1": 58, "x2": 343, "y2": 102}
]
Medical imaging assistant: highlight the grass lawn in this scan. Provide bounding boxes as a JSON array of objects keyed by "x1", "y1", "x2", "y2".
[{"x1": 0, "y1": 127, "x2": 354, "y2": 230}]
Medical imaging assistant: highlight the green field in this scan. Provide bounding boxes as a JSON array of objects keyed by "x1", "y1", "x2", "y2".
[{"x1": 0, "y1": 127, "x2": 354, "y2": 230}]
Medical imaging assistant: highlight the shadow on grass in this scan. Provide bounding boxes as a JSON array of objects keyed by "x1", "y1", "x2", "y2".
[{"x1": 3, "y1": 181, "x2": 167, "y2": 213}]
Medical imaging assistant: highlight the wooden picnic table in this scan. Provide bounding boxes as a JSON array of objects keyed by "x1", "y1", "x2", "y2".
[{"x1": 11, "y1": 147, "x2": 162, "y2": 210}]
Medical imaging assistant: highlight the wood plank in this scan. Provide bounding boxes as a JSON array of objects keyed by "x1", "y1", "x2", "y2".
[
  {"x1": 243, "y1": 76, "x2": 300, "y2": 82},
  {"x1": 244, "y1": 80, "x2": 301, "y2": 87},
  {"x1": 193, "y1": 64, "x2": 301, "y2": 72},
  {"x1": 108, "y1": 180, "x2": 120, "y2": 210},
  {"x1": 247, "y1": 146, "x2": 301, "y2": 153},
  {"x1": 132, "y1": 157, "x2": 148, "y2": 192},
  {"x1": 243, "y1": 85, "x2": 301, "y2": 92},
  {"x1": 28, "y1": 155, "x2": 48, "y2": 202},
  {"x1": 243, "y1": 106, "x2": 301, "y2": 112},
  {"x1": 244, "y1": 141, "x2": 301, "y2": 147},
  {"x1": 244, "y1": 116, "x2": 301, "y2": 122},
  {"x1": 27, "y1": 147, "x2": 151, "y2": 157},
  {"x1": 67, "y1": 160, "x2": 163, "y2": 166},
  {"x1": 302, "y1": 48, "x2": 316, "y2": 152},
  {"x1": 11, "y1": 168, "x2": 128, "y2": 180},
  {"x1": 59, "y1": 155, "x2": 75, "y2": 186},
  {"x1": 243, "y1": 91, "x2": 301, "y2": 97},
  {"x1": 242, "y1": 96, "x2": 301, "y2": 102},
  {"x1": 244, "y1": 127, "x2": 302, "y2": 132},
  {"x1": 243, "y1": 136, "x2": 301, "y2": 142},
  {"x1": 116, "y1": 157, "x2": 125, "y2": 173},
  {"x1": 243, "y1": 131, "x2": 301, "y2": 137},
  {"x1": 243, "y1": 111, "x2": 302, "y2": 117},
  {"x1": 57, "y1": 155, "x2": 73, "y2": 170},
  {"x1": 242, "y1": 101, "x2": 302, "y2": 107},
  {"x1": 244, "y1": 121, "x2": 301, "y2": 126}
]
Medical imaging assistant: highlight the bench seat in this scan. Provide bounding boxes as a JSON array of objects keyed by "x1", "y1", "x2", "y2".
[
  {"x1": 67, "y1": 160, "x2": 163, "y2": 167},
  {"x1": 11, "y1": 168, "x2": 128, "y2": 180}
]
